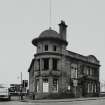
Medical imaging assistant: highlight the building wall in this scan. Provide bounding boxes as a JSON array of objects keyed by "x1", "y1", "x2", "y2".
[
  {"x1": 37, "y1": 41, "x2": 62, "y2": 54},
  {"x1": 29, "y1": 53, "x2": 100, "y2": 99},
  {"x1": 29, "y1": 65, "x2": 34, "y2": 93}
]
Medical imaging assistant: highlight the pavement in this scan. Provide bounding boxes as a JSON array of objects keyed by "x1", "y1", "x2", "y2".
[{"x1": 20, "y1": 96, "x2": 105, "y2": 103}]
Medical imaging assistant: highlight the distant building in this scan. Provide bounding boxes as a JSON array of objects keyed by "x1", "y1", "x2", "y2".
[{"x1": 28, "y1": 21, "x2": 100, "y2": 99}]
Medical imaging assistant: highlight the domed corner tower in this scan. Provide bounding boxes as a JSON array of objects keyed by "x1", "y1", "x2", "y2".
[
  {"x1": 32, "y1": 20, "x2": 68, "y2": 54},
  {"x1": 28, "y1": 20, "x2": 68, "y2": 99}
]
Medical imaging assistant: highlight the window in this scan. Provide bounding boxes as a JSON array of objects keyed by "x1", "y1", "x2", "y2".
[
  {"x1": 86, "y1": 69, "x2": 88, "y2": 75},
  {"x1": 94, "y1": 84, "x2": 97, "y2": 93},
  {"x1": 53, "y1": 79, "x2": 58, "y2": 93},
  {"x1": 71, "y1": 64, "x2": 78, "y2": 79},
  {"x1": 43, "y1": 58, "x2": 49, "y2": 70},
  {"x1": 53, "y1": 45, "x2": 57, "y2": 51},
  {"x1": 90, "y1": 68, "x2": 93, "y2": 76},
  {"x1": 88, "y1": 83, "x2": 93, "y2": 93},
  {"x1": 53, "y1": 59, "x2": 58, "y2": 70},
  {"x1": 45, "y1": 45, "x2": 48, "y2": 51},
  {"x1": 37, "y1": 45, "x2": 40, "y2": 52},
  {"x1": 68, "y1": 85, "x2": 71, "y2": 90},
  {"x1": 92, "y1": 69, "x2": 94, "y2": 76},
  {"x1": 43, "y1": 79, "x2": 49, "y2": 93},
  {"x1": 91, "y1": 84, "x2": 94, "y2": 93},
  {"x1": 94, "y1": 71, "x2": 96, "y2": 77},
  {"x1": 88, "y1": 83, "x2": 90, "y2": 93}
]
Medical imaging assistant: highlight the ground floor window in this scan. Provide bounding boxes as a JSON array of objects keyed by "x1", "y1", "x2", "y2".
[
  {"x1": 68, "y1": 85, "x2": 71, "y2": 90},
  {"x1": 43, "y1": 79, "x2": 49, "y2": 93},
  {"x1": 87, "y1": 83, "x2": 94, "y2": 93},
  {"x1": 88, "y1": 83, "x2": 91, "y2": 93},
  {"x1": 53, "y1": 79, "x2": 58, "y2": 93},
  {"x1": 36, "y1": 79, "x2": 39, "y2": 92},
  {"x1": 94, "y1": 84, "x2": 97, "y2": 93}
]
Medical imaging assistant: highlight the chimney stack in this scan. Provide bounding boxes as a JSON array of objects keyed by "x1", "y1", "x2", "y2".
[{"x1": 59, "y1": 20, "x2": 67, "y2": 40}]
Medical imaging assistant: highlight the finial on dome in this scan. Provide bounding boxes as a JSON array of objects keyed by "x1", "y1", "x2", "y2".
[{"x1": 49, "y1": 27, "x2": 52, "y2": 30}]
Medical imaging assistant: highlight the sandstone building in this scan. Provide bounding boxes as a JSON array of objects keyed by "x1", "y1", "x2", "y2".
[{"x1": 28, "y1": 21, "x2": 100, "y2": 99}]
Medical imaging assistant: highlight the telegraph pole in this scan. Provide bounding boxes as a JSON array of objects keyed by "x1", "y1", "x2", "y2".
[
  {"x1": 49, "y1": 0, "x2": 52, "y2": 28},
  {"x1": 20, "y1": 72, "x2": 23, "y2": 100}
]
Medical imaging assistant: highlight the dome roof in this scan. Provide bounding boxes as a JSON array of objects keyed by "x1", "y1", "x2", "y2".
[
  {"x1": 39, "y1": 29, "x2": 61, "y2": 39},
  {"x1": 32, "y1": 28, "x2": 68, "y2": 46}
]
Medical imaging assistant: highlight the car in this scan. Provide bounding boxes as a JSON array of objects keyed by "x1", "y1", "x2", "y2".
[{"x1": 0, "y1": 85, "x2": 11, "y2": 101}]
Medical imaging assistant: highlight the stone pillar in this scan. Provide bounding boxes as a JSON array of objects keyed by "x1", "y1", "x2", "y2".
[
  {"x1": 49, "y1": 77, "x2": 53, "y2": 93},
  {"x1": 57, "y1": 59, "x2": 61, "y2": 70},
  {"x1": 34, "y1": 60, "x2": 37, "y2": 71},
  {"x1": 40, "y1": 59, "x2": 43, "y2": 71},
  {"x1": 96, "y1": 82, "x2": 100, "y2": 96},
  {"x1": 33, "y1": 75, "x2": 36, "y2": 94},
  {"x1": 77, "y1": 63, "x2": 81, "y2": 78},
  {"x1": 34, "y1": 59, "x2": 36, "y2": 71},
  {"x1": 39, "y1": 77, "x2": 43, "y2": 93},
  {"x1": 49, "y1": 58, "x2": 52, "y2": 70}
]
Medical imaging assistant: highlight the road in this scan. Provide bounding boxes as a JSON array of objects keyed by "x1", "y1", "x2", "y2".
[{"x1": 0, "y1": 97, "x2": 105, "y2": 105}]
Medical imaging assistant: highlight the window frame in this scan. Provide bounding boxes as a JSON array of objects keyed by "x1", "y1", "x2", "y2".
[
  {"x1": 42, "y1": 78, "x2": 49, "y2": 93},
  {"x1": 52, "y1": 78, "x2": 58, "y2": 93},
  {"x1": 44, "y1": 45, "x2": 48, "y2": 51},
  {"x1": 43, "y1": 58, "x2": 49, "y2": 70},
  {"x1": 52, "y1": 58, "x2": 58, "y2": 70},
  {"x1": 53, "y1": 45, "x2": 57, "y2": 51}
]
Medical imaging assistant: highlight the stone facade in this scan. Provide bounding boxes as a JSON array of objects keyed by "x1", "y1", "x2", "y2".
[{"x1": 28, "y1": 21, "x2": 100, "y2": 99}]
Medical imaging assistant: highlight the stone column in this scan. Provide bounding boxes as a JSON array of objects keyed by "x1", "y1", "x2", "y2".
[
  {"x1": 40, "y1": 59, "x2": 43, "y2": 71},
  {"x1": 39, "y1": 77, "x2": 43, "y2": 93},
  {"x1": 49, "y1": 58, "x2": 52, "y2": 70},
  {"x1": 49, "y1": 77, "x2": 53, "y2": 93},
  {"x1": 96, "y1": 82, "x2": 100, "y2": 96}
]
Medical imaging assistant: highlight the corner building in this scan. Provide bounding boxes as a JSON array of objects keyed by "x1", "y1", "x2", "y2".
[{"x1": 28, "y1": 21, "x2": 100, "y2": 99}]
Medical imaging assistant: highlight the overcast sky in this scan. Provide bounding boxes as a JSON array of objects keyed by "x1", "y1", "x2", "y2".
[{"x1": 0, "y1": 0, "x2": 105, "y2": 87}]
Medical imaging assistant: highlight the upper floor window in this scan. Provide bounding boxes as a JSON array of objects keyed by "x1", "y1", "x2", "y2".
[
  {"x1": 37, "y1": 59, "x2": 40, "y2": 71},
  {"x1": 37, "y1": 45, "x2": 40, "y2": 50},
  {"x1": 53, "y1": 58, "x2": 58, "y2": 70},
  {"x1": 45, "y1": 45, "x2": 48, "y2": 51},
  {"x1": 53, "y1": 45, "x2": 57, "y2": 51},
  {"x1": 43, "y1": 58, "x2": 49, "y2": 70},
  {"x1": 71, "y1": 64, "x2": 78, "y2": 79}
]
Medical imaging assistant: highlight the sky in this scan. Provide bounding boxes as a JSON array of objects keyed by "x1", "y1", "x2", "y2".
[{"x1": 0, "y1": 0, "x2": 105, "y2": 88}]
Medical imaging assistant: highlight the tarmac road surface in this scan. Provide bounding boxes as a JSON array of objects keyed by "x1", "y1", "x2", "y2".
[{"x1": 0, "y1": 97, "x2": 105, "y2": 105}]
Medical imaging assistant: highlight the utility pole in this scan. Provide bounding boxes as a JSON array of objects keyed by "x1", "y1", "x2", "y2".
[
  {"x1": 20, "y1": 72, "x2": 23, "y2": 100},
  {"x1": 49, "y1": 0, "x2": 52, "y2": 28}
]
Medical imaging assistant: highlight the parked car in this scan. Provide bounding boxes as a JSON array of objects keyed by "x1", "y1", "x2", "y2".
[{"x1": 0, "y1": 85, "x2": 11, "y2": 100}]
